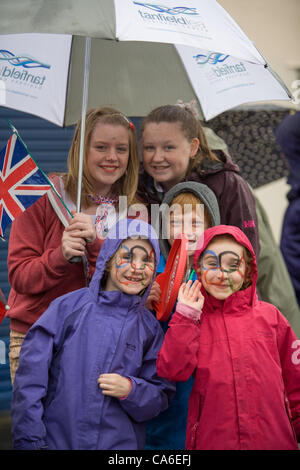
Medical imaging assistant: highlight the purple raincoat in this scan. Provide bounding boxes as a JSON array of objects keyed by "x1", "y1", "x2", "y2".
[{"x1": 12, "y1": 219, "x2": 175, "y2": 450}]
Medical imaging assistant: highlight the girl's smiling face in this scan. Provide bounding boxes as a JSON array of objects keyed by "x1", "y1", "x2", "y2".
[
  {"x1": 142, "y1": 122, "x2": 199, "y2": 191},
  {"x1": 105, "y1": 238, "x2": 155, "y2": 295},
  {"x1": 87, "y1": 123, "x2": 130, "y2": 195},
  {"x1": 199, "y1": 236, "x2": 247, "y2": 300}
]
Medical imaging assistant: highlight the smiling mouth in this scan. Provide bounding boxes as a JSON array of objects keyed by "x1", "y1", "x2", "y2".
[
  {"x1": 151, "y1": 166, "x2": 170, "y2": 171},
  {"x1": 100, "y1": 166, "x2": 119, "y2": 173},
  {"x1": 125, "y1": 276, "x2": 143, "y2": 283}
]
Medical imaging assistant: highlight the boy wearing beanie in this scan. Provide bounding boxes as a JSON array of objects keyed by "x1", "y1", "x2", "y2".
[{"x1": 146, "y1": 182, "x2": 220, "y2": 450}]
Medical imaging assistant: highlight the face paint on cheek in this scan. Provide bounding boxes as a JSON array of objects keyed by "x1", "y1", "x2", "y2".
[
  {"x1": 115, "y1": 266, "x2": 130, "y2": 286},
  {"x1": 227, "y1": 274, "x2": 234, "y2": 292},
  {"x1": 203, "y1": 268, "x2": 225, "y2": 286},
  {"x1": 115, "y1": 244, "x2": 130, "y2": 269}
]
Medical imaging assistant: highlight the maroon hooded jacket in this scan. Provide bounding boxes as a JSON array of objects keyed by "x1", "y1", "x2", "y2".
[{"x1": 157, "y1": 225, "x2": 300, "y2": 450}]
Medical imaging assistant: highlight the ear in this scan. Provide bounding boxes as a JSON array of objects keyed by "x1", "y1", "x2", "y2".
[{"x1": 190, "y1": 138, "x2": 200, "y2": 158}]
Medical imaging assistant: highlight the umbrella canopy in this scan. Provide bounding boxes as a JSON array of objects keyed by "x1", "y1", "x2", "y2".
[
  {"x1": 0, "y1": 0, "x2": 265, "y2": 62},
  {"x1": 207, "y1": 106, "x2": 291, "y2": 188},
  {"x1": 0, "y1": 0, "x2": 291, "y2": 125}
]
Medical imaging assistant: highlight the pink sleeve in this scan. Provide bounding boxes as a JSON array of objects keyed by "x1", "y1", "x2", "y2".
[
  {"x1": 156, "y1": 310, "x2": 201, "y2": 382},
  {"x1": 176, "y1": 302, "x2": 202, "y2": 322}
]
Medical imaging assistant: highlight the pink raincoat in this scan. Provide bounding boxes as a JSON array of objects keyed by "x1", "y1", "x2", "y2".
[{"x1": 157, "y1": 225, "x2": 300, "y2": 450}]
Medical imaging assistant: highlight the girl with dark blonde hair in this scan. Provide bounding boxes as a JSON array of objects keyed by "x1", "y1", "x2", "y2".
[
  {"x1": 64, "y1": 107, "x2": 139, "y2": 210},
  {"x1": 137, "y1": 103, "x2": 259, "y2": 256},
  {"x1": 6, "y1": 106, "x2": 140, "y2": 383}
]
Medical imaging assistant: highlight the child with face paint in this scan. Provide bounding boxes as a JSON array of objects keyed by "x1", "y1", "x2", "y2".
[
  {"x1": 157, "y1": 225, "x2": 300, "y2": 450},
  {"x1": 7, "y1": 106, "x2": 140, "y2": 384},
  {"x1": 145, "y1": 181, "x2": 220, "y2": 450},
  {"x1": 11, "y1": 219, "x2": 175, "y2": 450}
]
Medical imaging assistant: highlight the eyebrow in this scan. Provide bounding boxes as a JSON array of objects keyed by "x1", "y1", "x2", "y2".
[
  {"x1": 92, "y1": 140, "x2": 129, "y2": 146},
  {"x1": 119, "y1": 245, "x2": 154, "y2": 258}
]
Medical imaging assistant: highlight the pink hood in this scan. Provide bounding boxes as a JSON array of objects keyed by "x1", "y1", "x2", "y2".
[
  {"x1": 193, "y1": 225, "x2": 258, "y2": 310},
  {"x1": 157, "y1": 224, "x2": 300, "y2": 450}
]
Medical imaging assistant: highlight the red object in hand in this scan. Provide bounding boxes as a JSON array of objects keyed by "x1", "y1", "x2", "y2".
[
  {"x1": 0, "y1": 301, "x2": 6, "y2": 324},
  {"x1": 153, "y1": 234, "x2": 188, "y2": 322}
]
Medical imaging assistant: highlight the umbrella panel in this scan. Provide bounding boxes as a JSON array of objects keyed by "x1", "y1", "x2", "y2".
[
  {"x1": 207, "y1": 107, "x2": 290, "y2": 188},
  {"x1": 64, "y1": 37, "x2": 202, "y2": 126}
]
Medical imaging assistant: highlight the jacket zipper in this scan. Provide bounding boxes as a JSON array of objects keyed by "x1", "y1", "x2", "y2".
[
  {"x1": 191, "y1": 422, "x2": 199, "y2": 449},
  {"x1": 284, "y1": 392, "x2": 298, "y2": 442},
  {"x1": 190, "y1": 396, "x2": 202, "y2": 449}
]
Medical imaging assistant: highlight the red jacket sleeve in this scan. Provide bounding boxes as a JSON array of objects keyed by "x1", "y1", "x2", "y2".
[
  {"x1": 276, "y1": 310, "x2": 300, "y2": 439},
  {"x1": 156, "y1": 310, "x2": 201, "y2": 382},
  {"x1": 7, "y1": 195, "x2": 72, "y2": 295}
]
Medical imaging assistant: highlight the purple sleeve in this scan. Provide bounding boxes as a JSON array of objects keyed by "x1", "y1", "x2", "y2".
[{"x1": 118, "y1": 319, "x2": 175, "y2": 422}]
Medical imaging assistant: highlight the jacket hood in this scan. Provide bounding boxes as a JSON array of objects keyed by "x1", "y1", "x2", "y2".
[
  {"x1": 193, "y1": 225, "x2": 258, "y2": 306},
  {"x1": 89, "y1": 218, "x2": 160, "y2": 307},
  {"x1": 159, "y1": 182, "x2": 221, "y2": 260},
  {"x1": 275, "y1": 112, "x2": 300, "y2": 186}
]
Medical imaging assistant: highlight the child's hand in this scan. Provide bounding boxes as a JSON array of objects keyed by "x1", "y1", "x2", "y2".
[
  {"x1": 98, "y1": 373, "x2": 132, "y2": 398},
  {"x1": 67, "y1": 211, "x2": 96, "y2": 243},
  {"x1": 177, "y1": 280, "x2": 204, "y2": 311},
  {"x1": 145, "y1": 281, "x2": 161, "y2": 309},
  {"x1": 62, "y1": 212, "x2": 96, "y2": 260}
]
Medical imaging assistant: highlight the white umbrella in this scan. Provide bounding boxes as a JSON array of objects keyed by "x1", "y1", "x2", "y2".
[
  {"x1": 0, "y1": 0, "x2": 291, "y2": 122},
  {"x1": 0, "y1": 0, "x2": 291, "y2": 210}
]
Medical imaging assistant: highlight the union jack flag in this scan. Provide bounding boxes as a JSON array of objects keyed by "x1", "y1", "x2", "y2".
[
  {"x1": 0, "y1": 132, "x2": 51, "y2": 239},
  {"x1": 0, "y1": 288, "x2": 8, "y2": 325}
]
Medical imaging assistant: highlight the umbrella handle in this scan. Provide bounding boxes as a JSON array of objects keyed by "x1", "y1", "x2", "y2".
[
  {"x1": 76, "y1": 36, "x2": 91, "y2": 214},
  {"x1": 70, "y1": 37, "x2": 91, "y2": 264},
  {"x1": 69, "y1": 256, "x2": 83, "y2": 263}
]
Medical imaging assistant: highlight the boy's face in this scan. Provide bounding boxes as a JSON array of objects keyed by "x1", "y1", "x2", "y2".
[
  {"x1": 168, "y1": 207, "x2": 209, "y2": 257},
  {"x1": 199, "y1": 236, "x2": 246, "y2": 300},
  {"x1": 105, "y1": 238, "x2": 155, "y2": 295}
]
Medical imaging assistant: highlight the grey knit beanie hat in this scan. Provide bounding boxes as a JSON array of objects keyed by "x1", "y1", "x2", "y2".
[{"x1": 158, "y1": 181, "x2": 220, "y2": 260}]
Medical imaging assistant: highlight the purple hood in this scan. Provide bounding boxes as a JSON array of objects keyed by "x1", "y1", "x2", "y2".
[
  {"x1": 12, "y1": 219, "x2": 175, "y2": 450},
  {"x1": 90, "y1": 218, "x2": 160, "y2": 307}
]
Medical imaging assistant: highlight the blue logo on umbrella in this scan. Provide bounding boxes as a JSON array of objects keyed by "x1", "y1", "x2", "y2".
[
  {"x1": 0, "y1": 50, "x2": 50, "y2": 69},
  {"x1": 194, "y1": 52, "x2": 229, "y2": 66},
  {"x1": 133, "y1": 2, "x2": 198, "y2": 15}
]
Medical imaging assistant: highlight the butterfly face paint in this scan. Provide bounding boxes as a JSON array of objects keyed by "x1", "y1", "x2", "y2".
[
  {"x1": 105, "y1": 238, "x2": 155, "y2": 295},
  {"x1": 198, "y1": 237, "x2": 246, "y2": 300}
]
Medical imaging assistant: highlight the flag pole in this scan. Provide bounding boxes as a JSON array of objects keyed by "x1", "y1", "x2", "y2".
[
  {"x1": 69, "y1": 36, "x2": 91, "y2": 263},
  {"x1": 77, "y1": 36, "x2": 91, "y2": 213}
]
